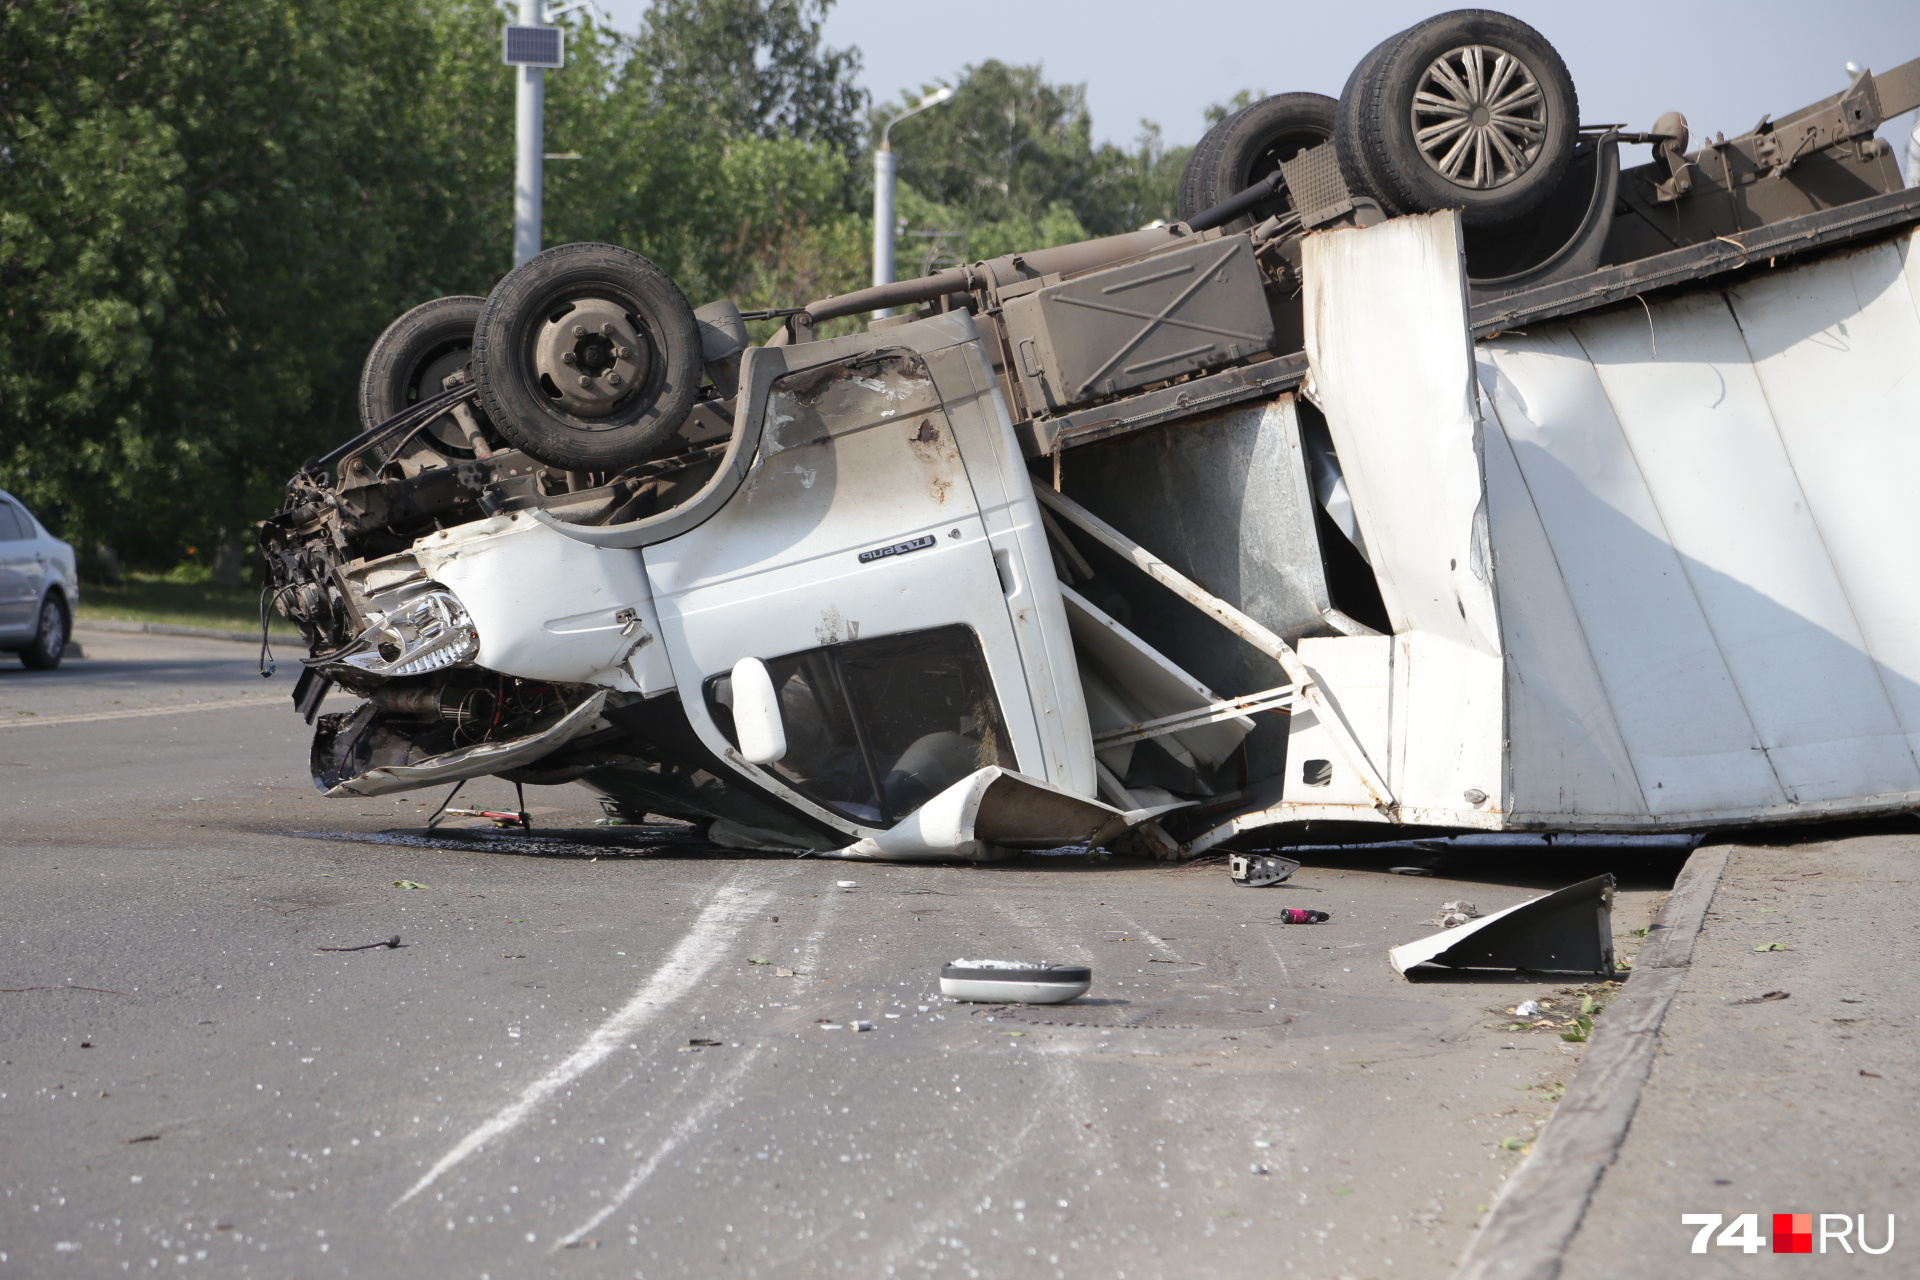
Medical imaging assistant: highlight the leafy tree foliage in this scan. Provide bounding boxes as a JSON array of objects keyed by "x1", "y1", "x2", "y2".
[
  {"x1": 875, "y1": 61, "x2": 1189, "y2": 277},
  {"x1": 0, "y1": 0, "x2": 865, "y2": 569},
  {"x1": 0, "y1": 2, "x2": 1187, "y2": 571}
]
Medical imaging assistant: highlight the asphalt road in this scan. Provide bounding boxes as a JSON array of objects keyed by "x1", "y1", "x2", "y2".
[{"x1": 2, "y1": 633, "x2": 1687, "y2": 1279}]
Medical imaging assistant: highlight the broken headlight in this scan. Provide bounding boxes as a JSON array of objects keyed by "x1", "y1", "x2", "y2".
[{"x1": 339, "y1": 587, "x2": 479, "y2": 678}]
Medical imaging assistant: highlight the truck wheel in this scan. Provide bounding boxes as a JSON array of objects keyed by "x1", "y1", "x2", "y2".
[
  {"x1": 1332, "y1": 32, "x2": 1405, "y2": 218},
  {"x1": 1177, "y1": 93, "x2": 1337, "y2": 231},
  {"x1": 474, "y1": 243, "x2": 702, "y2": 472},
  {"x1": 1337, "y1": 10, "x2": 1578, "y2": 228},
  {"x1": 358, "y1": 295, "x2": 488, "y2": 452},
  {"x1": 20, "y1": 595, "x2": 68, "y2": 670}
]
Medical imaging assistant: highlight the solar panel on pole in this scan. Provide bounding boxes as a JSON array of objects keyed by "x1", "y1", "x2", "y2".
[{"x1": 502, "y1": 25, "x2": 564, "y2": 67}]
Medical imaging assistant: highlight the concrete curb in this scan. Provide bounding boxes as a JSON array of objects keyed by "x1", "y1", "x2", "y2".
[
  {"x1": 75, "y1": 619, "x2": 301, "y2": 646},
  {"x1": 1450, "y1": 843, "x2": 1731, "y2": 1280}
]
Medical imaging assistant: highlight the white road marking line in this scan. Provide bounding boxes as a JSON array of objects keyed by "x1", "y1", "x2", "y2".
[
  {"x1": 553, "y1": 1047, "x2": 763, "y2": 1249},
  {"x1": 554, "y1": 870, "x2": 840, "y2": 1246},
  {"x1": 393, "y1": 876, "x2": 772, "y2": 1207},
  {"x1": 0, "y1": 696, "x2": 285, "y2": 728}
]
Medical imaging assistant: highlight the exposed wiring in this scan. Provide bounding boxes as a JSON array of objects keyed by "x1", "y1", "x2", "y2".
[
  {"x1": 424, "y1": 780, "x2": 466, "y2": 832},
  {"x1": 258, "y1": 584, "x2": 297, "y2": 678}
]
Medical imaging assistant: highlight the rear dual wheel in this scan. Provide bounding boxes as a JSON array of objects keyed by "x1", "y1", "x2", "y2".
[
  {"x1": 1175, "y1": 92, "x2": 1337, "y2": 231},
  {"x1": 359, "y1": 294, "x2": 488, "y2": 453},
  {"x1": 1337, "y1": 10, "x2": 1578, "y2": 229}
]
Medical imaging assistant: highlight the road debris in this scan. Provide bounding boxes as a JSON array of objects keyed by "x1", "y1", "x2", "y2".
[
  {"x1": 1277, "y1": 908, "x2": 1329, "y2": 924},
  {"x1": 851, "y1": 1020, "x2": 873, "y2": 1032},
  {"x1": 1229, "y1": 853, "x2": 1300, "y2": 887},
  {"x1": 940, "y1": 961, "x2": 1092, "y2": 1004},
  {"x1": 391, "y1": 880, "x2": 428, "y2": 889},
  {"x1": 316, "y1": 935, "x2": 403, "y2": 952},
  {"x1": 1435, "y1": 900, "x2": 1482, "y2": 928},
  {"x1": 1514, "y1": 1000, "x2": 1542, "y2": 1018},
  {"x1": 679, "y1": 1038, "x2": 723, "y2": 1052},
  {"x1": 1730, "y1": 990, "x2": 1790, "y2": 1005},
  {"x1": 1390, "y1": 875, "x2": 1616, "y2": 977}
]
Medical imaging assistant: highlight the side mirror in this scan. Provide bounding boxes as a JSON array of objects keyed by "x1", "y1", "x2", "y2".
[{"x1": 730, "y1": 657, "x2": 787, "y2": 765}]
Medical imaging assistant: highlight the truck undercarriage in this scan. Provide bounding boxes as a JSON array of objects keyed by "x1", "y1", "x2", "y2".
[{"x1": 260, "y1": 12, "x2": 1920, "y2": 861}]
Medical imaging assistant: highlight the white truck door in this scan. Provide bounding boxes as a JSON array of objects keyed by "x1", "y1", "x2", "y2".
[{"x1": 643, "y1": 316, "x2": 1084, "y2": 836}]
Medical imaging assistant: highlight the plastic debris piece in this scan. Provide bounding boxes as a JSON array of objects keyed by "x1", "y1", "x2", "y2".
[
  {"x1": 1514, "y1": 999, "x2": 1541, "y2": 1018},
  {"x1": 316, "y1": 935, "x2": 403, "y2": 952},
  {"x1": 1437, "y1": 900, "x2": 1483, "y2": 928},
  {"x1": 1250, "y1": 1164, "x2": 1270, "y2": 1175},
  {"x1": 836, "y1": 880, "x2": 857, "y2": 888},
  {"x1": 1229, "y1": 853, "x2": 1301, "y2": 888},
  {"x1": 1390, "y1": 875, "x2": 1616, "y2": 977},
  {"x1": 851, "y1": 1020, "x2": 873, "y2": 1032},
  {"x1": 391, "y1": 880, "x2": 428, "y2": 890},
  {"x1": 940, "y1": 960, "x2": 1092, "y2": 1004},
  {"x1": 1279, "y1": 908, "x2": 1329, "y2": 924},
  {"x1": 817, "y1": 1023, "x2": 844, "y2": 1030}
]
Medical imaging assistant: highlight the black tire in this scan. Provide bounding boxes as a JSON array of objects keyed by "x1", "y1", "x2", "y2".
[
  {"x1": 1333, "y1": 32, "x2": 1406, "y2": 215},
  {"x1": 1176, "y1": 92, "x2": 1338, "y2": 232},
  {"x1": 1337, "y1": 10, "x2": 1578, "y2": 229},
  {"x1": 359, "y1": 296, "x2": 488, "y2": 454},
  {"x1": 473, "y1": 243, "x2": 702, "y2": 472},
  {"x1": 20, "y1": 594, "x2": 68, "y2": 670}
]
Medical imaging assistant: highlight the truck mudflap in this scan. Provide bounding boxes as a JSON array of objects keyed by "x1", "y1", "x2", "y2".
[
  {"x1": 316, "y1": 691, "x2": 609, "y2": 798},
  {"x1": 818, "y1": 765, "x2": 1187, "y2": 863}
]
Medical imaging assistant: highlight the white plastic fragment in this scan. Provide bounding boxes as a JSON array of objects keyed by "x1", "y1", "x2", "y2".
[{"x1": 940, "y1": 960, "x2": 1091, "y2": 1004}]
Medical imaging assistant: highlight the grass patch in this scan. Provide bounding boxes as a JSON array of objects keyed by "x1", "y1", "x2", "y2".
[{"x1": 75, "y1": 573, "x2": 283, "y2": 634}]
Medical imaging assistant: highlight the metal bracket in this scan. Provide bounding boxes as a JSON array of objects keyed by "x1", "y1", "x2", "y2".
[
  {"x1": 1035, "y1": 485, "x2": 1397, "y2": 816},
  {"x1": 1091, "y1": 684, "x2": 1295, "y2": 752}
]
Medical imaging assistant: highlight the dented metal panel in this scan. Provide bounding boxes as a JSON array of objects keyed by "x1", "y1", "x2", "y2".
[
  {"x1": 1478, "y1": 226, "x2": 1920, "y2": 825},
  {"x1": 1299, "y1": 212, "x2": 1507, "y2": 826}
]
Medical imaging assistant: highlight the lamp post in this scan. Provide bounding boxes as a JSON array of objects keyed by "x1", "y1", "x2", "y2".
[
  {"x1": 872, "y1": 86, "x2": 953, "y2": 319},
  {"x1": 503, "y1": 2, "x2": 580, "y2": 266}
]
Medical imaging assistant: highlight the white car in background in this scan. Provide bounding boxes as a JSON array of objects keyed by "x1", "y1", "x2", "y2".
[{"x1": 0, "y1": 489, "x2": 78, "y2": 670}]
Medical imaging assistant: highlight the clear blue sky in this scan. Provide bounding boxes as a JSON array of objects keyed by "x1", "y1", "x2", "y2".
[{"x1": 593, "y1": 1, "x2": 1920, "y2": 156}]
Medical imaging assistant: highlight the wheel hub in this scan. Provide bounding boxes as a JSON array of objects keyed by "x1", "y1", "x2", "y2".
[
  {"x1": 1411, "y1": 43, "x2": 1545, "y2": 191},
  {"x1": 533, "y1": 298, "x2": 651, "y2": 419}
]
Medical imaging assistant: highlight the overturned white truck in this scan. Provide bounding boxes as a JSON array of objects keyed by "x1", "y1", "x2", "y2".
[{"x1": 261, "y1": 15, "x2": 1920, "y2": 860}]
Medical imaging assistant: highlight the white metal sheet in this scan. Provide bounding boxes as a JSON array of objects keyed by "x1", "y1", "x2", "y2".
[
  {"x1": 1478, "y1": 391, "x2": 1645, "y2": 820},
  {"x1": 1301, "y1": 212, "x2": 1507, "y2": 820},
  {"x1": 1479, "y1": 226, "x2": 1920, "y2": 821},
  {"x1": 1727, "y1": 235, "x2": 1920, "y2": 753},
  {"x1": 1302, "y1": 211, "x2": 1500, "y2": 657}
]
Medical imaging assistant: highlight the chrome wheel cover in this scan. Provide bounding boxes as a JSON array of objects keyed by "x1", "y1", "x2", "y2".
[{"x1": 1411, "y1": 44, "x2": 1546, "y2": 190}]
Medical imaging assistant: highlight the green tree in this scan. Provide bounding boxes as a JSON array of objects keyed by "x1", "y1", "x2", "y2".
[
  {"x1": 628, "y1": 0, "x2": 865, "y2": 158},
  {"x1": 0, "y1": 0, "x2": 871, "y2": 569},
  {"x1": 873, "y1": 61, "x2": 1190, "y2": 281}
]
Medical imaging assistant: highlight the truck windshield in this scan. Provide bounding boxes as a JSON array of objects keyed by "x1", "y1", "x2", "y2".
[{"x1": 708, "y1": 625, "x2": 1015, "y2": 827}]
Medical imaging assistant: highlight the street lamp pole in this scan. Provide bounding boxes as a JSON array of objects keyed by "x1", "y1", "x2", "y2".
[
  {"x1": 513, "y1": 0, "x2": 546, "y2": 266},
  {"x1": 871, "y1": 87, "x2": 953, "y2": 319}
]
